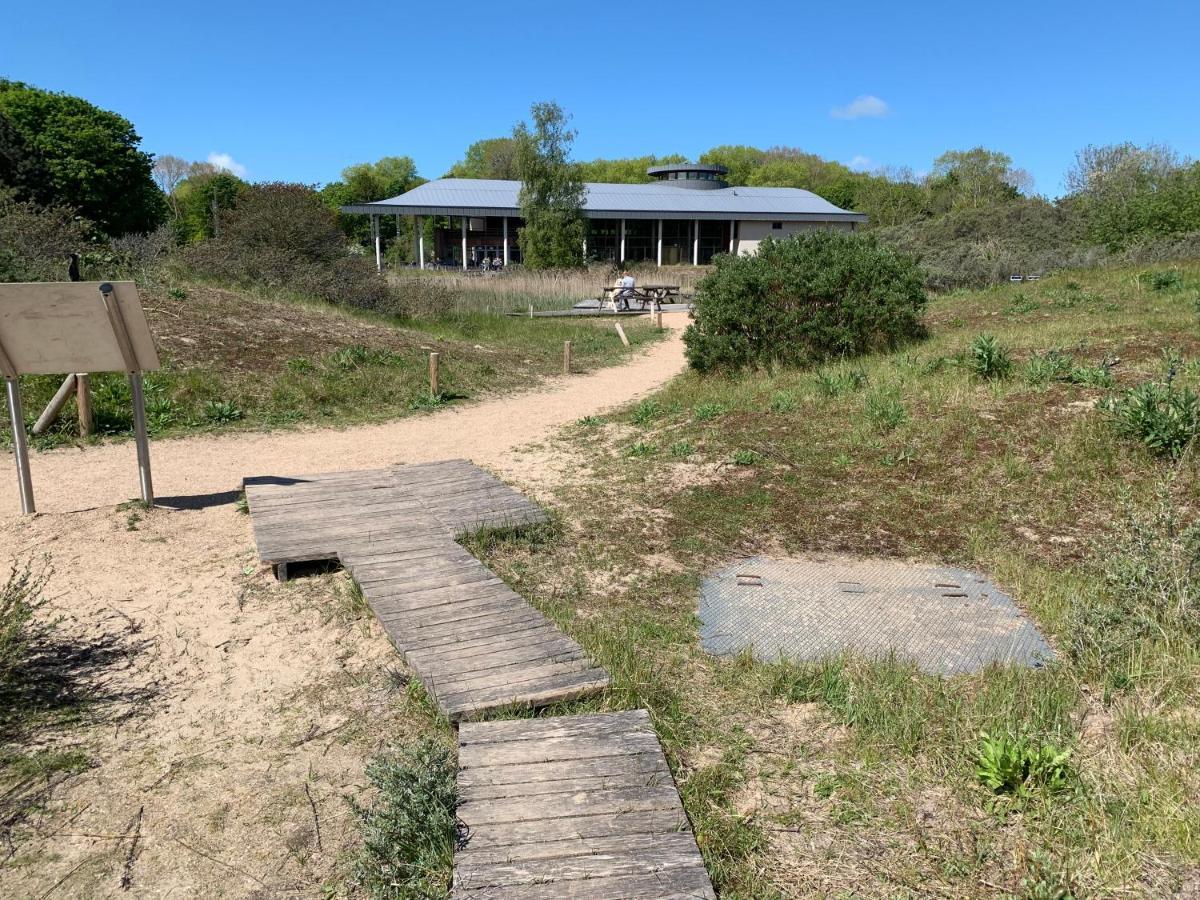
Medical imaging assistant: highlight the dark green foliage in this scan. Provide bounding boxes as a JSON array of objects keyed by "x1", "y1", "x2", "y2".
[
  {"x1": 1148, "y1": 269, "x2": 1183, "y2": 291},
  {"x1": 684, "y1": 231, "x2": 927, "y2": 373},
  {"x1": 174, "y1": 172, "x2": 247, "y2": 242},
  {"x1": 0, "y1": 190, "x2": 90, "y2": 282},
  {"x1": 0, "y1": 80, "x2": 165, "y2": 235},
  {"x1": 182, "y1": 182, "x2": 403, "y2": 314},
  {"x1": 1101, "y1": 380, "x2": 1200, "y2": 457},
  {"x1": 975, "y1": 731, "x2": 1074, "y2": 797},
  {"x1": 513, "y1": 102, "x2": 586, "y2": 269},
  {"x1": 965, "y1": 334, "x2": 1013, "y2": 380},
  {"x1": 349, "y1": 738, "x2": 459, "y2": 899}
]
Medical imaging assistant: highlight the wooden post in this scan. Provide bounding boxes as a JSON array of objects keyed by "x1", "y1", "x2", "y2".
[
  {"x1": 99, "y1": 283, "x2": 153, "y2": 506},
  {"x1": 614, "y1": 322, "x2": 630, "y2": 347},
  {"x1": 32, "y1": 373, "x2": 77, "y2": 434},
  {"x1": 76, "y1": 373, "x2": 92, "y2": 437},
  {"x1": 563, "y1": 340, "x2": 572, "y2": 374},
  {"x1": 429, "y1": 351, "x2": 440, "y2": 397}
]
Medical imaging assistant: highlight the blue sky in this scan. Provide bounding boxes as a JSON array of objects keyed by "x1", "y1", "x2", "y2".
[{"x1": 4, "y1": 0, "x2": 1197, "y2": 196}]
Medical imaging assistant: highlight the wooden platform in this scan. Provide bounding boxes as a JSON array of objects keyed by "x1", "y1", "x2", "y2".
[
  {"x1": 243, "y1": 460, "x2": 610, "y2": 720},
  {"x1": 453, "y1": 709, "x2": 715, "y2": 899}
]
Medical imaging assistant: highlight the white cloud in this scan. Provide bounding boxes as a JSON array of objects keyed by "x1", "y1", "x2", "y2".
[
  {"x1": 830, "y1": 95, "x2": 890, "y2": 120},
  {"x1": 847, "y1": 155, "x2": 874, "y2": 172},
  {"x1": 207, "y1": 152, "x2": 247, "y2": 177}
]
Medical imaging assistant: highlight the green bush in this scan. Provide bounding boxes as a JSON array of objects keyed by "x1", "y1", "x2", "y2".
[
  {"x1": 683, "y1": 231, "x2": 928, "y2": 373},
  {"x1": 349, "y1": 738, "x2": 458, "y2": 899},
  {"x1": 1101, "y1": 380, "x2": 1200, "y2": 457},
  {"x1": 1026, "y1": 351, "x2": 1074, "y2": 385},
  {"x1": 965, "y1": 334, "x2": 1013, "y2": 380},
  {"x1": 1148, "y1": 269, "x2": 1183, "y2": 291}
]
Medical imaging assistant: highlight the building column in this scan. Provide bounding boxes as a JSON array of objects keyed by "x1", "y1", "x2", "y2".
[
  {"x1": 502, "y1": 216, "x2": 509, "y2": 265},
  {"x1": 692, "y1": 219, "x2": 700, "y2": 266},
  {"x1": 729, "y1": 219, "x2": 736, "y2": 255},
  {"x1": 656, "y1": 219, "x2": 663, "y2": 266},
  {"x1": 461, "y1": 216, "x2": 467, "y2": 271},
  {"x1": 619, "y1": 218, "x2": 626, "y2": 263},
  {"x1": 373, "y1": 216, "x2": 381, "y2": 272},
  {"x1": 416, "y1": 216, "x2": 425, "y2": 269},
  {"x1": 582, "y1": 235, "x2": 588, "y2": 259}
]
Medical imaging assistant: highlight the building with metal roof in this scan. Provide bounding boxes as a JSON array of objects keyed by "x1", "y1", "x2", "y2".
[{"x1": 342, "y1": 163, "x2": 867, "y2": 270}]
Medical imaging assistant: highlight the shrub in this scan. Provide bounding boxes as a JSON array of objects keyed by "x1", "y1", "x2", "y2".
[
  {"x1": 965, "y1": 334, "x2": 1013, "y2": 380},
  {"x1": 0, "y1": 562, "x2": 48, "y2": 701},
  {"x1": 1101, "y1": 380, "x2": 1200, "y2": 457},
  {"x1": 1148, "y1": 269, "x2": 1183, "y2": 291},
  {"x1": 349, "y1": 738, "x2": 458, "y2": 899},
  {"x1": 0, "y1": 190, "x2": 90, "y2": 282},
  {"x1": 732, "y1": 449, "x2": 760, "y2": 466},
  {"x1": 1026, "y1": 351, "x2": 1074, "y2": 385},
  {"x1": 631, "y1": 398, "x2": 663, "y2": 425},
  {"x1": 975, "y1": 731, "x2": 1074, "y2": 798},
  {"x1": 683, "y1": 231, "x2": 928, "y2": 373}
]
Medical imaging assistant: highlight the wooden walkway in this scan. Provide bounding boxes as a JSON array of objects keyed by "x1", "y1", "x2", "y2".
[
  {"x1": 244, "y1": 460, "x2": 610, "y2": 720},
  {"x1": 453, "y1": 710, "x2": 715, "y2": 899}
]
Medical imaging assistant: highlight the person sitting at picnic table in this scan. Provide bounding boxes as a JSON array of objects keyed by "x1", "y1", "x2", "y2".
[{"x1": 613, "y1": 271, "x2": 636, "y2": 310}]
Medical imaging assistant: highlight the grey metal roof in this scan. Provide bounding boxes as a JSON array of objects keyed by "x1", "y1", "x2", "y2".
[{"x1": 341, "y1": 178, "x2": 867, "y2": 223}]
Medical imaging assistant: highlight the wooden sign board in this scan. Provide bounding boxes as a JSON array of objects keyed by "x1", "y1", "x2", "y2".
[{"x1": 0, "y1": 281, "x2": 159, "y2": 375}]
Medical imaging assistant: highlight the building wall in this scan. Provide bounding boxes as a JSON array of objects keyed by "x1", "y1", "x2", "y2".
[{"x1": 734, "y1": 220, "x2": 855, "y2": 256}]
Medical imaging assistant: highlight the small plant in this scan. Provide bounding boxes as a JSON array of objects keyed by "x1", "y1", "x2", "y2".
[
  {"x1": 1019, "y1": 852, "x2": 1076, "y2": 900},
  {"x1": 975, "y1": 731, "x2": 1074, "y2": 798},
  {"x1": 203, "y1": 399, "x2": 243, "y2": 424},
  {"x1": 235, "y1": 492, "x2": 249, "y2": 515},
  {"x1": 731, "y1": 449, "x2": 760, "y2": 466},
  {"x1": 576, "y1": 415, "x2": 601, "y2": 427},
  {"x1": 881, "y1": 448, "x2": 916, "y2": 467},
  {"x1": 815, "y1": 369, "x2": 868, "y2": 397},
  {"x1": 1025, "y1": 351, "x2": 1074, "y2": 386},
  {"x1": 409, "y1": 393, "x2": 446, "y2": 412},
  {"x1": 769, "y1": 391, "x2": 797, "y2": 413},
  {"x1": 669, "y1": 440, "x2": 695, "y2": 458},
  {"x1": 1, "y1": 562, "x2": 49, "y2": 700},
  {"x1": 965, "y1": 334, "x2": 1013, "y2": 380},
  {"x1": 287, "y1": 357, "x2": 314, "y2": 374},
  {"x1": 631, "y1": 398, "x2": 663, "y2": 425},
  {"x1": 349, "y1": 738, "x2": 459, "y2": 899},
  {"x1": 865, "y1": 387, "x2": 908, "y2": 431},
  {"x1": 1066, "y1": 364, "x2": 1115, "y2": 389},
  {"x1": 693, "y1": 402, "x2": 726, "y2": 421},
  {"x1": 627, "y1": 441, "x2": 658, "y2": 458},
  {"x1": 1101, "y1": 380, "x2": 1200, "y2": 457},
  {"x1": 167, "y1": 286, "x2": 188, "y2": 300},
  {"x1": 1148, "y1": 269, "x2": 1182, "y2": 291}
]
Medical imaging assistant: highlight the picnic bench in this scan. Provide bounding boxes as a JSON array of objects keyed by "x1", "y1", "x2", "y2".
[{"x1": 600, "y1": 283, "x2": 680, "y2": 310}]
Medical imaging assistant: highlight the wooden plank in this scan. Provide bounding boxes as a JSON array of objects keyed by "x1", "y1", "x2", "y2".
[
  {"x1": 243, "y1": 461, "x2": 607, "y2": 720},
  {"x1": 453, "y1": 711, "x2": 713, "y2": 897}
]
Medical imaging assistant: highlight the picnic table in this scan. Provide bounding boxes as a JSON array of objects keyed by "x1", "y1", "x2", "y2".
[{"x1": 600, "y1": 283, "x2": 681, "y2": 310}]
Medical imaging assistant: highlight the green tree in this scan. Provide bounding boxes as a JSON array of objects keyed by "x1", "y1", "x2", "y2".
[
  {"x1": 576, "y1": 154, "x2": 688, "y2": 184},
  {"x1": 929, "y1": 148, "x2": 1028, "y2": 211},
  {"x1": 174, "y1": 171, "x2": 248, "y2": 241},
  {"x1": 699, "y1": 145, "x2": 768, "y2": 185},
  {"x1": 0, "y1": 80, "x2": 166, "y2": 234},
  {"x1": 513, "y1": 102, "x2": 586, "y2": 269},
  {"x1": 446, "y1": 138, "x2": 519, "y2": 179}
]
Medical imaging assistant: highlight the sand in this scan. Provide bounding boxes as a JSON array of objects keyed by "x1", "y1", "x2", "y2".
[{"x1": 0, "y1": 315, "x2": 687, "y2": 898}]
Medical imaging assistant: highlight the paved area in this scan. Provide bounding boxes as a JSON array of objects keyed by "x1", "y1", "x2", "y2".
[
  {"x1": 453, "y1": 709, "x2": 715, "y2": 899},
  {"x1": 244, "y1": 459, "x2": 610, "y2": 719},
  {"x1": 699, "y1": 555, "x2": 1055, "y2": 675}
]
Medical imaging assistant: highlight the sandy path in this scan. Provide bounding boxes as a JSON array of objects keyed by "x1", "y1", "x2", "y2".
[
  {"x1": 0, "y1": 315, "x2": 687, "y2": 898},
  {"x1": 0, "y1": 314, "x2": 687, "y2": 516}
]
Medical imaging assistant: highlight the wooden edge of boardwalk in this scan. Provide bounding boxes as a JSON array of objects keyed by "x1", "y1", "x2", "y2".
[{"x1": 453, "y1": 709, "x2": 715, "y2": 899}]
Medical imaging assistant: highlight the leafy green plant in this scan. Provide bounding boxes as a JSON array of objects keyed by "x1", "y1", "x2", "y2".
[
  {"x1": 1025, "y1": 351, "x2": 1074, "y2": 385},
  {"x1": 1, "y1": 562, "x2": 49, "y2": 704},
  {"x1": 693, "y1": 402, "x2": 726, "y2": 421},
  {"x1": 631, "y1": 398, "x2": 663, "y2": 425},
  {"x1": 732, "y1": 449, "x2": 760, "y2": 466},
  {"x1": 1148, "y1": 269, "x2": 1182, "y2": 291},
  {"x1": 1066, "y1": 364, "x2": 1115, "y2": 389},
  {"x1": 287, "y1": 357, "x2": 314, "y2": 374},
  {"x1": 815, "y1": 369, "x2": 868, "y2": 397},
  {"x1": 965, "y1": 334, "x2": 1013, "y2": 380},
  {"x1": 669, "y1": 440, "x2": 696, "y2": 458},
  {"x1": 203, "y1": 399, "x2": 243, "y2": 424},
  {"x1": 1101, "y1": 380, "x2": 1200, "y2": 456},
  {"x1": 768, "y1": 392, "x2": 796, "y2": 413},
  {"x1": 167, "y1": 286, "x2": 188, "y2": 300},
  {"x1": 627, "y1": 441, "x2": 658, "y2": 458},
  {"x1": 576, "y1": 415, "x2": 601, "y2": 427},
  {"x1": 865, "y1": 387, "x2": 908, "y2": 431},
  {"x1": 349, "y1": 738, "x2": 459, "y2": 899},
  {"x1": 975, "y1": 731, "x2": 1074, "y2": 798}
]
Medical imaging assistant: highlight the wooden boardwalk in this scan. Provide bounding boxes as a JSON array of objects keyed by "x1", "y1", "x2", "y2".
[
  {"x1": 244, "y1": 460, "x2": 609, "y2": 720},
  {"x1": 453, "y1": 710, "x2": 715, "y2": 899}
]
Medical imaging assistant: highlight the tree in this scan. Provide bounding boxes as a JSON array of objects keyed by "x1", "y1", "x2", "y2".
[
  {"x1": 0, "y1": 80, "x2": 166, "y2": 234},
  {"x1": 174, "y1": 171, "x2": 247, "y2": 241},
  {"x1": 513, "y1": 102, "x2": 586, "y2": 269},
  {"x1": 0, "y1": 111, "x2": 53, "y2": 204},
  {"x1": 152, "y1": 154, "x2": 192, "y2": 218},
  {"x1": 576, "y1": 154, "x2": 688, "y2": 184},
  {"x1": 929, "y1": 148, "x2": 1027, "y2": 211},
  {"x1": 320, "y1": 156, "x2": 425, "y2": 251},
  {"x1": 446, "y1": 138, "x2": 520, "y2": 180}
]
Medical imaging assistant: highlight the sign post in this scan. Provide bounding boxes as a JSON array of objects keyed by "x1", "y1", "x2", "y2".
[{"x1": 0, "y1": 281, "x2": 161, "y2": 514}]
